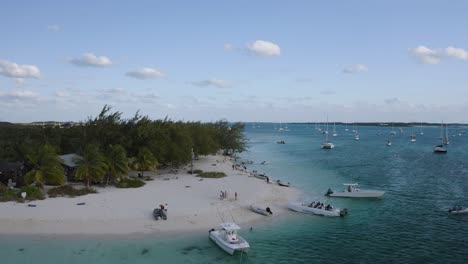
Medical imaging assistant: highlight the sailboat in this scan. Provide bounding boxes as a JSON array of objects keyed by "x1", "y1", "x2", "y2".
[
  {"x1": 389, "y1": 124, "x2": 397, "y2": 135},
  {"x1": 345, "y1": 123, "x2": 349, "y2": 132},
  {"x1": 321, "y1": 118, "x2": 335, "y2": 149},
  {"x1": 386, "y1": 134, "x2": 392, "y2": 146},
  {"x1": 419, "y1": 123, "x2": 424, "y2": 135},
  {"x1": 434, "y1": 122, "x2": 448, "y2": 153},
  {"x1": 354, "y1": 130, "x2": 360, "y2": 140},
  {"x1": 443, "y1": 123, "x2": 450, "y2": 145},
  {"x1": 332, "y1": 123, "x2": 338, "y2": 137},
  {"x1": 410, "y1": 128, "x2": 416, "y2": 142}
]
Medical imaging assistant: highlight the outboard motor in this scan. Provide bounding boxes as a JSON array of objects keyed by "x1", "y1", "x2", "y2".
[
  {"x1": 266, "y1": 207, "x2": 273, "y2": 215},
  {"x1": 325, "y1": 188, "x2": 333, "y2": 196},
  {"x1": 339, "y1": 208, "x2": 348, "y2": 217}
]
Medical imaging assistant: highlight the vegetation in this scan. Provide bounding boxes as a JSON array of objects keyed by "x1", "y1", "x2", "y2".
[
  {"x1": 23, "y1": 144, "x2": 65, "y2": 186},
  {"x1": 197, "y1": 171, "x2": 227, "y2": 178},
  {"x1": 47, "y1": 185, "x2": 97, "y2": 198},
  {"x1": 20, "y1": 186, "x2": 46, "y2": 200},
  {"x1": 0, "y1": 105, "x2": 247, "y2": 188},
  {"x1": 117, "y1": 178, "x2": 146, "y2": 188},
  {"x1": 0, "y1": 189, "x2": 19, "y2": 202},
  {"x1": 74, "y1": 144, "x2": 107, "y2": 187}
]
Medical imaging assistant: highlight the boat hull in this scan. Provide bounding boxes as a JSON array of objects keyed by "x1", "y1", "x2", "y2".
[
  {"x1": 250, "y1": 204, "x2": 271, "y2": 216},
  {"x1": 449, "y1": 208, "x2": 468, "y2": 214},
  {"x1": 288, "y1": 202, "x2": 346, "y2": 217},
  {"x1": 209, "y1": 230, "x2": 249, "y2": 255},
  {"x1": 328, "y1": 190, "x2": 385, "y2": 198}
]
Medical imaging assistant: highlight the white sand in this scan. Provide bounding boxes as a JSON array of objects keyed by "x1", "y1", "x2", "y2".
[{"x1": 0, "y1": 154, "x2": 299, "y2": 236}]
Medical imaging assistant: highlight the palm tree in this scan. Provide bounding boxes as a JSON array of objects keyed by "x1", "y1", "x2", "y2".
[
  {"x1": 131, "y1": 147, "x2": 158, "y2": 177},
  {"x1": 105, "y1": 144, "x2": 130, "y2": 185},
  {"x1": 24, "y1": 144, "x2": 65, "y2": 186},
  {"x1": 74, "y1": 144, "x2": 107, "y2": 188}
]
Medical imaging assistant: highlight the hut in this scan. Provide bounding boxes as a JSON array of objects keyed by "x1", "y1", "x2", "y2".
[
  {"x1": 0, "y1": 161, "x2": 24, "y2": 188},
  {"x1": 59, "y1": 154, "x2": 82, "y2": 181}
]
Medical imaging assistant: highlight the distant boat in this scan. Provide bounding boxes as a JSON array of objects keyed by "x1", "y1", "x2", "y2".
[
  {"x1": 443, "y1": 124, "x2": 450, "y2": 145},
  {"x1": 419, "y1": 123, "x2": 424, "y2": 135},
  {"x1": 209, "y1": 223, "x2": 250, "y2": 255},
  {"x1": 354, "y1": 132, "x2": 360, "y2": 140},
  {"x1": 276, "y1": 179, "x2": 290, "y2": 187},
  {"x1": 386, "y1": 134, "x2": 392, "y2": 146},
  {"x1": 434, "y1": 123, "x2": 448, "y2": 153},
  {"x1": 410, "y1": 128, "x2": 416, "y2": 142},
  {"x1": 345, "y1": 123, "x2": 349, "y2": 132},
  {"x1": 321, "y1": 117, "x2": 335, "y2": 149},
  {"x1": 389, "y1": 124, "x2": 397, "y2": 135},
  {"x1": 332, "y1": 122, "x2": 338, "y2": 137}
]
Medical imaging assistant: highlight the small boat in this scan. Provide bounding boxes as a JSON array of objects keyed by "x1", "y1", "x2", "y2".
[
  {"x1": 276, "y1": 140, "x2": 286, "y2": 144},
  {"x1": 448, "y1": 206, "x2": 468, "y2": 215},
  {"x1": 276, "y1": 179, "x2": 290, "y2": 187},
  {"x1": 254, "y1": 173, "x2": 268, "y2": 180},
  {"x1": 326, "y1": 183, "x2": 385, "y2": 198},
  {"x1": 209, "y1": 223, "x2": 250, "y2": 255},
  {"x1": 332, "y1": 123, "x2": 338, "y2": 137},
  {"x1": 386, "y1": 134, "x2": 392, "y2": 146},
  {"x1": 260, "y1": 161, "x2": 270, "y2": 165},
  {"x1": 433, "y1": 144, "x2": 447, "y2": 153},
  {"x1": 250, "y1": 204, "x2": 273, "y2": 216},
  {"x1": 354, "y1": 132, "x2": 360, "y2": 140},
  {"x1": 288, "y1": 201, "x2": 348, "y2": 217}
]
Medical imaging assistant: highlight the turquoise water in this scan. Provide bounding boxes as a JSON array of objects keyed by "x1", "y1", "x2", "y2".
[{"x1": 1, "y1": 124, "x2": 467, "y2": 263}]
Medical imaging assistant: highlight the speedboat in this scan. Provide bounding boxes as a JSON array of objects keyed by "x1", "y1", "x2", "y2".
[
  {"x1": 321, "y1": 142, "x2": 335, "y2": 149},
  {"x1": 254, "y1": 173, "x2": 268, "y2": 180},
  {"x1": 250, "y1": 204, "x2": 273, "y2": 216},
  {"x1": 448, "y1": 206, "x2": 468, "y2": 215},
  {"x1": 276, "y1": 179, "x2": 290, "y2": 187},
  {"x1": 433, "y1": 144, "x2": 447, "y2": 153},
  {"x1": 260, "y1": 161, "x2": 270, "y2": 165},
  {"x1": 288, "y1": 201, "x2": 348, "y2": 217},
  {"x1": 326, "y1": 183, "x2": 385, "y2": 198},
  {"x1": 276, "y1": 140, "x2": 286, "y2": 144},
  {"x1": 209, "y1": 223, "x2": 250, "y2": 255}
]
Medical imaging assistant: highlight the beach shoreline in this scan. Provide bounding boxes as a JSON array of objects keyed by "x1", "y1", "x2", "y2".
[{"x1": 0, "y1": 154, "x2": 300, "y2": 237}]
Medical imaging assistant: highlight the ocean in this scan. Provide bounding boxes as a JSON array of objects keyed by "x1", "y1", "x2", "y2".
[{"x1": 1, "y1": 123, "x2": 467, "y2": 263}]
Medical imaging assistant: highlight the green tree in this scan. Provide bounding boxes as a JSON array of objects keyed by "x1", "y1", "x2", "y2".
[
  {"x1": 105, "y1": 144, "x2": 130, "y2": 184},
  {"x1": 24, "y1": 144, "x2": 65, "y2": 186},
  {"x1": 131, "y1": 147, "x2": 158, "y2": 177},
  {"x1": 74, "y1": 144, "x2": 107, "y2": 187}
]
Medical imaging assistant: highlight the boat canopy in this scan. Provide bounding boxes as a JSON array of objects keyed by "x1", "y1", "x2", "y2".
[
  {"x1": 220, "y1": 223, "x2": 241, "y2": 231},
  {"x1": 343, "y1": 183, "x2": 359, "y2": 186}
]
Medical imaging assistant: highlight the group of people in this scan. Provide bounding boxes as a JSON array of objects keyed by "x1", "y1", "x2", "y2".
[
  {"x1": 308, "y1": 201, "x2": 333, "y2": 211},
  {"x1": 220, "y1": 190, "x2": 238, "y2": 200}
]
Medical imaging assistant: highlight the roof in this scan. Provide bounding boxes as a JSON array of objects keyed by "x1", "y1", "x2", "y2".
[
  {"x1": 343, "y1": 183, "x2": 359, "y2": 186},
  {"x1": 220, "y1": 223, "x2": 241, "y2": 231},
  {"x1": 59, "y1": 154, "x2": 82, "y2": 168},
  {"x1": 0, "y1": 161, "x2": 23, "y2": 172}
]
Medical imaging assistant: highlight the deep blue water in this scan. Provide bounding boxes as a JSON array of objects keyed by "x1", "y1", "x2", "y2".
[{"x1": 1, "y1": 123, "x2": 467, "y2": 263}]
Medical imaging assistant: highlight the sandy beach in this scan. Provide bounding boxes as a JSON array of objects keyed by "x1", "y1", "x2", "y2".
[{"x1": 0, "y1": 154, "x2": 300, "y2": 236}]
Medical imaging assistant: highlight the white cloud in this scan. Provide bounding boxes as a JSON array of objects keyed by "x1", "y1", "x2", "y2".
[
  {"x1": 409, "y1": 46, "x2": 441, "y2": 64},
  {"x1": 0, "y1": 90, "x2": 40, "y2": 104},
  {"x1": 192, "y1": 79, "x2": 233, "y2": 88},
  {"x1": 224, "y1": 43, "x2": 234, "y2": 52},
  {"x1": 343, "y1": 64, "x2": 368, "y2": 74},
  {"x1": 126, "y1": 67, "x2": 164, "y2": 79},
  {"x1": 47, "y1": 25, "x2": 61, "y2": 31},
  {"x1": 70, "y1": 53, "x2": 113, "y2": 67},
  {"x1": 0, "y1": 59, "x2": 41, "y2": 79},
  {"x1": 246, "y1": 40, "x2": 281, "y2": 57},
  {"x1": 444, "y1": 46, "x2": 468, "y2": 60}
]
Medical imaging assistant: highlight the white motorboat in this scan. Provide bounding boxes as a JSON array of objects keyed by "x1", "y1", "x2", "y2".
[
  {"x1": 433, "y1": 144, "x2": 447, "y2": 153},
  {"x1": 276, "y1": 179, "x2": 290, "y2": 187},
  {"x1": 209, "y1": 223, "x2": 250, "y2": 255},
  {"x1": 326, "y1": 183, "x2": 385, "y2": 198},
  {"x1": 448, "y1": 206, "x2": 468, "y2": 215},
  {"x1": 250, "y1": 204, "x2": 273, "y2": 216},
  {"x1": 288, "y1": 201, "x2": 348, "y2": 217}
]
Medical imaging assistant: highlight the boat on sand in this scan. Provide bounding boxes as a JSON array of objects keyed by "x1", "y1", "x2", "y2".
[
  {"x1": 209, "y1": 223, "x2": 250, "y2": 255},
  {"x1": 250, "y1": 204, "x2": 273, "y2": 216}
]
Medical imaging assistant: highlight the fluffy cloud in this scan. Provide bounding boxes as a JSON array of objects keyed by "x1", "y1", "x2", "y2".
[
  {"x1": 47, "y1": 25, "x2": 61, "y2": 31},
  {"x1": 0, "y1": 59, "x2": 41, "y2": 79},
  {"x1": 70, "y1": 53, "x2": 113, "y2": 67},
  {"x1": 126, "y1": 67, "x2": 164, "y2": 79},
  {"x1": 343, "y1": 64, "x2": 368, "y2": 74},
  {"x1": 445, "y1": 46, "x2": 468, "y2": 60},
  {"x1": 192, "y1": 79, "x2": 233, "y2": 88},
  {"x1": 246, "y1": 40, "x2": 281, "y2": 57},
  {"x1": 409, "y1": 46, "x2": 441, "y2": 64}
]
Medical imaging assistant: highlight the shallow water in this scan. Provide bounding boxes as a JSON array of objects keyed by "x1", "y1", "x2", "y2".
[{"x1": 1, "y1": 124, "x2": 467, "y2": 263}]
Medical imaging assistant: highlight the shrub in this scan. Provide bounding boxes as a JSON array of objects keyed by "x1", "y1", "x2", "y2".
[
  {"x1": 197, "y1": 172, "x2": 226, "y2": 178},
  {"x1": 0, "y1": 189, "x2": 19, "y2": 202},
  {"x1": 20, "y1": 186, "x2": 45, "y2": 201},
  {"x1": 187, "y1": 169, "x2": 203, "y2": 174},
  {"x1": 47, "y1": 185, "x2": 97, "y2": 198},
  {"x1": 117, "y1": 178, "x2": 146, "y2": 188}
]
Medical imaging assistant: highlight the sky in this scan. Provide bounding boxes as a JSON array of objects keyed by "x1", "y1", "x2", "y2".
[{"x1": 1, "y1": 0, "x2": 468, "y2": 123}]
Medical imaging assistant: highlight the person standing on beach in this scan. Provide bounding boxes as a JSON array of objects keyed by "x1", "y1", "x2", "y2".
[{"x1": 235, "y1": 192, "x2": 238, "y2": 200}]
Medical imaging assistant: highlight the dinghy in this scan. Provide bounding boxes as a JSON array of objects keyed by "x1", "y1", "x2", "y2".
[
  {"x1": 276, "y1": 179, "x2": 290, "y2": 187},
  {"x1": 250, "y1": 204, "x2": 273, "y2": 216}
]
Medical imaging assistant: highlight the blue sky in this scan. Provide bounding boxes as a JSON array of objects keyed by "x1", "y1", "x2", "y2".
[{"x1": 1, "y1": 0, "x2": 468, "y2": 123}]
